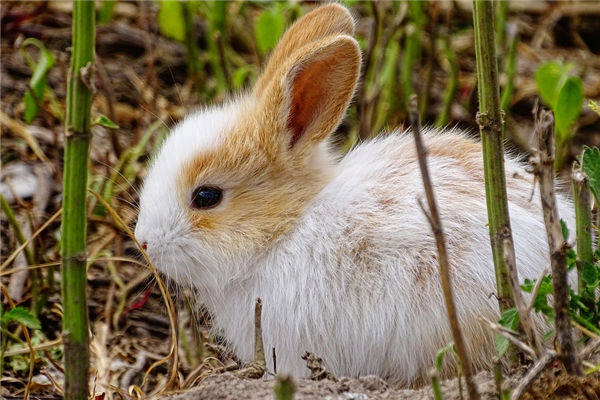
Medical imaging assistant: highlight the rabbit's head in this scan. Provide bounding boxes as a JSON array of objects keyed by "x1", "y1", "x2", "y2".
[{"x1": 135, "y1": 4, "x2": 361, "y2": 287}]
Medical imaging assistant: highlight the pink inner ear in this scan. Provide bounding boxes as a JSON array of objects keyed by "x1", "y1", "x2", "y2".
[{"x1": 286, "y1": 54, "x2": 337, "y2": 148}]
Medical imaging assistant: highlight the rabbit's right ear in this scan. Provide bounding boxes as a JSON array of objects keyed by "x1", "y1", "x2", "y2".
[
  {"x1": 253, "y1": 4, "x2": 355, "y2": 96},
  {"x1": 255, "y1": 35, "x2": 361, "y2": 154}
]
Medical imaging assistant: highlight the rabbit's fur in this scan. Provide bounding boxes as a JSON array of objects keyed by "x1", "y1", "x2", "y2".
[{"x1": 135, "y1": 4, "x2": 572, "y2": 386}]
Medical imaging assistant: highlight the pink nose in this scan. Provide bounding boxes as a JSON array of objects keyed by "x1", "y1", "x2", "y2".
[{"x1": 142, "y1": 242, "x2": 148, "y2": 250}]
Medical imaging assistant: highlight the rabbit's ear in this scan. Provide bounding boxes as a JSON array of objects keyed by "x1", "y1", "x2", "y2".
[
  {"x1": 253, "y1": 4, "x2": 355, "y2": 96},
  {"x1": 285, "y1": 36, "x2": 361, "y2": 148},
  {"x1": 259, "y1": 35, "x2": 361, "y2": 151}
]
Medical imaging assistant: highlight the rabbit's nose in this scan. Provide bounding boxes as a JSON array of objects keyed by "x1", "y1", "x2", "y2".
[{"x1": 141, "y1": 241, "x2": 148, "y2": 251}]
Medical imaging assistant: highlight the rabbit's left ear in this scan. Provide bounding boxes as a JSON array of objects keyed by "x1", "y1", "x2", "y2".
[{"x1": 258, "y1": 35, "x2": 361, "y2": 152}]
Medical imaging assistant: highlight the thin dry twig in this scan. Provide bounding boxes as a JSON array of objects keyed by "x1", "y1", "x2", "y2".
[
  {"x1": 254, "y1": 298, "x2": 265, "y2": 368},
  {"x1": 302, "y1": 352, "x2": 336, "y2": 381},
  {"x1": 4, "y1": 338, "x2": 63, "y2": 357},
  {"x1": 511, "y1": 338, "x2": 600, "y2": 400},
  {"x1": 89, "y1": 190, "x2": 180, "y2": 392},
  {"x1": 478, "y1": 316, "x2": 537, "y2": 359},
  {"x1": 530, "y1": 107, "x2": 583, "y2": 376},
  {"x1": 409, "y1": 94, "x2": 480, "y2": 400},
  {"x1": 235, "y1": 298, "x2": 266, "y2": 379},
  {"x1": 510, "y1": 351, "x2": 557, "y2": 400},
  {"x1": 502, "y1": 238, "x2": 542, "y2": 357},
  {"x1": 0, "y1": 208, "x2": 62, "y2": 271},
  {"x1": 527, "y1": 267, "x2": 549, "y2": 314}
]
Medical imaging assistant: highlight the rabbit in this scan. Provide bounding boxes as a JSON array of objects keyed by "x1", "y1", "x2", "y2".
[{"x1": 135, "y1": 3, "x2": 574, "y2": 387}]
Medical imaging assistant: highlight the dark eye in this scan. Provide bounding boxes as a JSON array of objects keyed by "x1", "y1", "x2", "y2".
[{"x1": 192, "y1": 187, "x2": 223, "y2": 209}]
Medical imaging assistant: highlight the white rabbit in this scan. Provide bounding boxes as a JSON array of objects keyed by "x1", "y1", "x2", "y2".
[{"x1": 135, "y1": 4, "x2": 573, "y2": 386}]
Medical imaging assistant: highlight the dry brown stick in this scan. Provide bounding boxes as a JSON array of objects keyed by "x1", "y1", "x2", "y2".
[
  {"x1": 254, "y1": 297, "x2": 265, "y2": 369},
  {"x1": 526, "y1": 267, "x2": 549, "y2": 314},
  {"x1": 409, "y1": 94, "x2": 480, "y2": 400},
  {"x1": 236, "y1": 297, "x2": 266, "y2": 379},
  {"x1": 510, "y1": 351, "x2": 557, "y2": 400},
  {"x1": 502, "y1": 238, "x2": 542, "y2": 357},
  {"x1": 571, "y1": 320, "x2": 599, "y2": 340},
  {"x1": 478, "y1": 316, "x2": 537, "y2": 359},
  {"x1": 579, "y1": 338, "x2": 600, "y2": 359},
  {"x1": 531, "y1": 107, "x2": 583, "y2": 376},
  {"x1": 511, "y1": 338, "x2": 600, "y2": 400}
]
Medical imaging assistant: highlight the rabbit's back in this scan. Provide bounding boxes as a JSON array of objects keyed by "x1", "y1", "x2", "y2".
[{"x1": 255, "y1": 129, "x2": 570, "y2": 384}]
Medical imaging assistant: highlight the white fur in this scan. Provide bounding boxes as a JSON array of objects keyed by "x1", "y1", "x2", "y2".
[
  {"x1": 137, "y1": 117, "x2": 573, "y2": 385},
  {"x1": 136, "y1": 102, "x2": 239, "y2": 255}
]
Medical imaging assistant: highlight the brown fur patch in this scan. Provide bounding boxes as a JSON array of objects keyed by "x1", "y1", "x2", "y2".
[
  {"x1": 176, "y1": 33, "x2": 361, "y2": 255},
  {"x1": 253, "y1": 3, "x2": 355, "y2": 96}
]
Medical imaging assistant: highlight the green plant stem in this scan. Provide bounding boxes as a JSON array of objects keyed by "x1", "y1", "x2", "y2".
[
  {"x1": 434, "y1": 35, "x2": 458, "y2": 128},
  {"x1": 61, "y1": 1, "x2": 94, "y2": 399},
  {"x1": 208, "y1": 1, "x2": 227, "y2": 95},
  {"x1": 430, "y1": 369, "x2": 444, "y2": 400},
  {"x1": 494, "y1": 1, "x2": 509, "y2": 46},
  {"x1": 571, "y1": 167, "x2": 594, "y2": 304},
  {"x1": 500, "y1": 24, "x2": 518, "y2": 116},
  {"x1": 274, "y1": 374, "x2": 296, "y2": 400},
  {"x1": 1, "y1": 195, "x2": 35, "y2": 267},
  {"x1": 182, "y1": 0, "x2": 201, "y2": 86},
  {"x1": 473, "y1": 0, "x2": 516, "y2": 314}
]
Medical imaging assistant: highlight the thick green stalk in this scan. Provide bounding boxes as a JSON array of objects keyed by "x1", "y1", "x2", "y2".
[
  {"x1": 571, "y1": 168, "x2": 595, "y2": 308},
  {"x1": 472, "y1": 1, "x2": 515, "y2": 313},
  {"x1": 61, "y1": 1, "x2": 94, "y2": 399}
]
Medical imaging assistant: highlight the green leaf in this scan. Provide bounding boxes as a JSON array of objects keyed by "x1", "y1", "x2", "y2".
[
  {"x1": 554, "y1": 76, "x2": 583, "y2": 139},
  {"x1": 1, "y1": 307, "x2": 41, "y2": 330},
  {"x1": 566, "y1": 248, "x2": 577, "y2": 271},
  {"x1": 560, "y1": 219, "x2": 570, "y2": 240},
  {"x1": 535, "y1": 61, "x2": 568, "y2": 109},
  {"x1": 582, "y1": 146, "x2": 600, "y2": 206},
  {"x1": 542, "y1": 329, "x2": 555, "y2": 341},
  {"x1": 521, "y1": 275, "x2": 554, "y2": 318},
  {"x1": 210, "y1": 1, "x2": 227, "y2": 32},
  {"x1": 21, "y1": 38, "x2": 56, "y2": 123},
  {"x1": 93, "y1": 115, "x2": 119, "y2": 129},
  {"x1": 435, "y1": 343, "x2": 457, "y2": 373},
  {"x1": 495, "y1": 334, "x2": 509, "y2": 358},
  {"x1": 495, "y1": 308, "x2": 520, "y2": 358},
  {"x1": 254, "y1": 7, "x2": 286, "y2": 56},
  {"x1": 233, "y1": 65, "x2": 255, "y2": 90},
  {"x1": 498, "y1": 307, "x2": 520, "y2": 330},
  {"x1": 158, "y1": 0, "x2": 185, "y2": 42},
  {"x1": 582, "y1": 262, "x2": 599, "y2": 288}
]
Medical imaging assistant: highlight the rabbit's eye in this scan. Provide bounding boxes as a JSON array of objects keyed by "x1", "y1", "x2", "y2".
[{"x1": 192, "y1": 187, "x2": 222, "y2": 209}]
